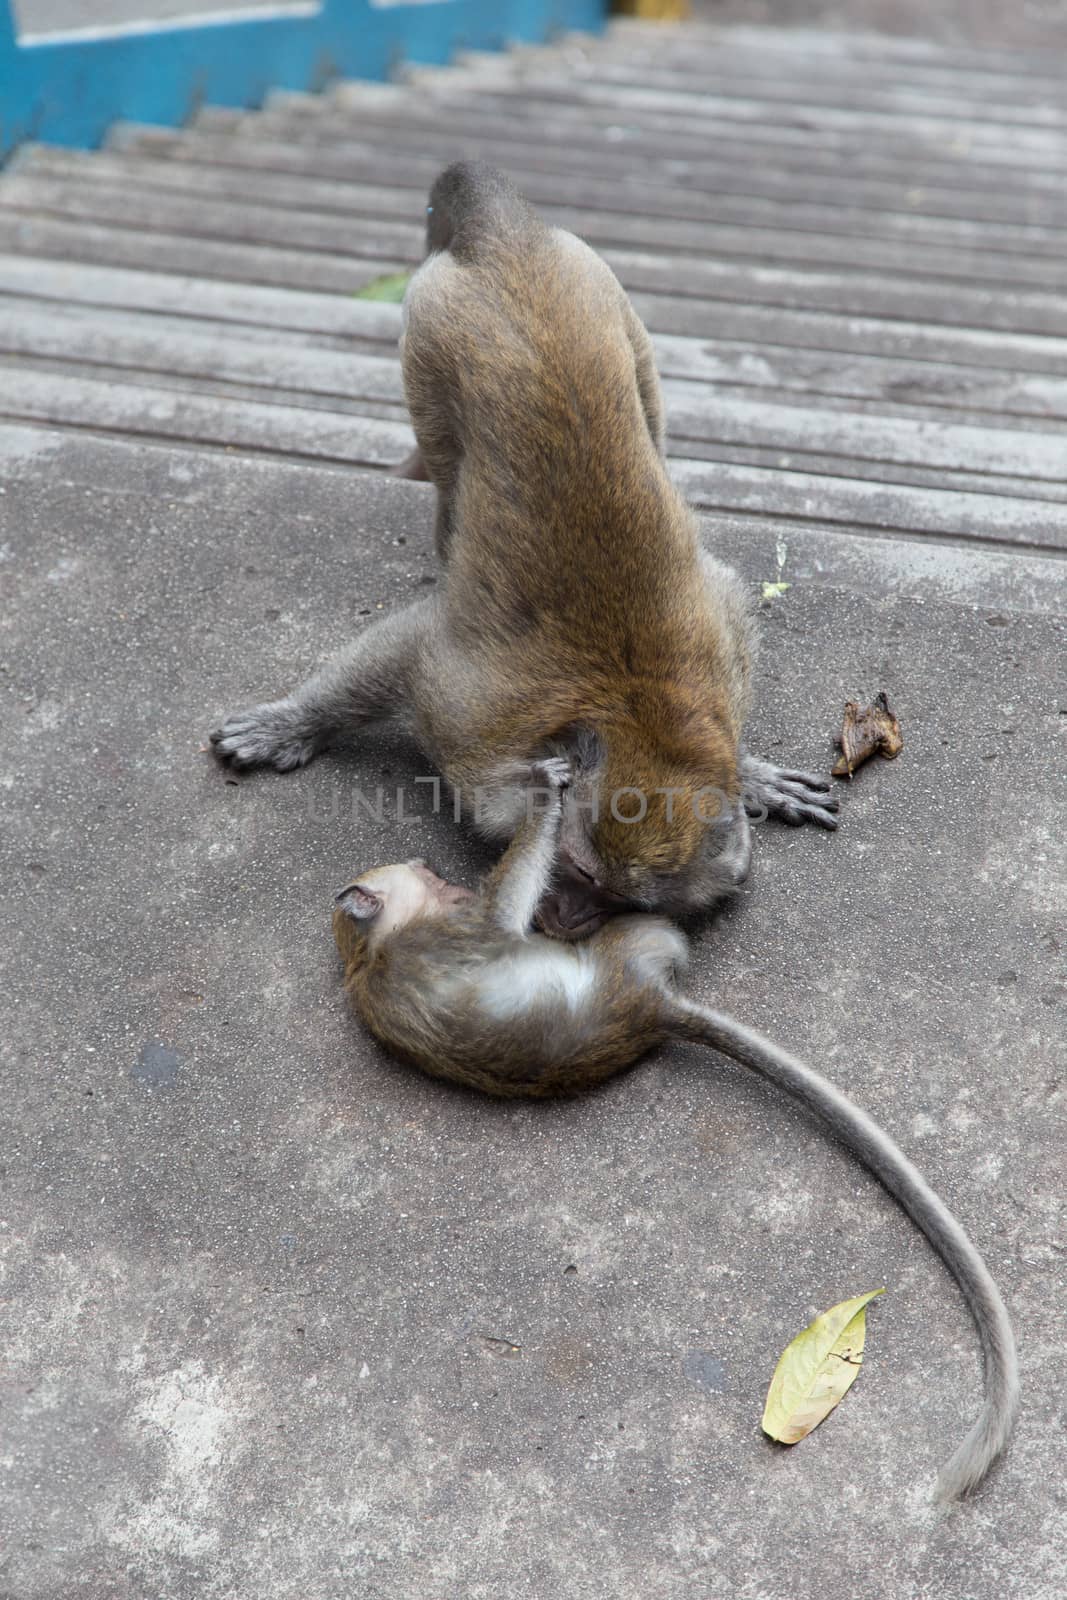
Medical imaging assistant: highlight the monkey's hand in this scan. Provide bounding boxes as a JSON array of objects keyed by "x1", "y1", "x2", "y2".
[
  {"x1": 209, "y1": 698, "x2": 323, "y2": 772},
  {"x1": 483, "y1": 756, "x2": 571, "y2": 936},
  {"x1": 491, "y1": 755, "x2": 572, "y2": 792},
  {"x1": 740, "y1": 756, "x2": 839, "y2": 830},
  {"x1": 530, "y1": 755, "x2": 572, "y2": 792}
]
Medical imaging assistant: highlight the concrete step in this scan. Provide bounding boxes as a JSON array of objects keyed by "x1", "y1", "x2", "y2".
[
  {"x1": 7, "y1": 250, "x2": 1067, "y2": 384},
  {"x1": 113, "y1": 118, "x2": 1067, "y2": 228},
  {"x1": 24, "y1": 140, "x2": 1067, "y2": 267},
  {"x1": 4, "y1": 290, "x2": 1066, "y2": 542},
  {"x1": 332, "y1": 72, "x2": 1067, "y2": 176},
  {"x1": 0, "y1": 210, "x2": 405, "y2": 293},
  {"x1": 233, "y1": 90, "x2": 1067, "y2": 201},
  {"x1": 0, "y1": 170, "x2": 424, "y2": 265},
  {"x1": 450, "y1": 45, "x2": 1067, "y2": 133},
  {"x1": 0, "y1": 253, "x2": 403, "y2": 345},
  {"x1": 17, "y1": 289, "x2": 1067, "y2": 434},
  {"x1": 0, "y1": 367, "x2": 410, "y2": 467},
  {"x1": 674, "y1": 457, "x2": 1067, "y2": 550},
  {"x1": 2, "y1": 363, "x2": 1062, "y2": 551},
  {"x1": 408, "y1": 90, "x2": 1067, "y2": 174},
  {"x1": 610, "y1": 17, "x2": 1067, "y2": 79},
  {"x1": 0, "y1": 299, "x2": 408, "y2": 402},
  {"x1": 548, "y1": 31, "x2": 1067, "y2": 98},
  {"x1": 6, "y1": 156, "x2": 1067, "y2": 337},
  {"x1": 17, "y1": 143, "x2": 1067, "y2": 289},
  {"x1": 4, "y1": 421, "x2": 1063, "y2": 612}
]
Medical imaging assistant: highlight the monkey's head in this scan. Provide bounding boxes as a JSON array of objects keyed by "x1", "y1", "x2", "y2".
[
  {"x1": 536, "y1": 724, "x2": 751, "y2": 938},
  {"x1": 333, "y1": 860, "x2": 475, "y2": 966}
]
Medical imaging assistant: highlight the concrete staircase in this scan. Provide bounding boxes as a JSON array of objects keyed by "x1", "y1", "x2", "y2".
[{"x1": 1, "y1": 15, "x2": 1066, "y2": 560}]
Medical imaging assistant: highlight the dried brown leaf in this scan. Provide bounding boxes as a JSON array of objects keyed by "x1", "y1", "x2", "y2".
[{"x1": 832, "y1": 692, "x2": 903, "y2": 778}]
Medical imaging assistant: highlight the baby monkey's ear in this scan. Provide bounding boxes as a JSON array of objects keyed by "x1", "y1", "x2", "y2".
[{"x1": 335, "y1": 883, "x2": 382, "y2": 921}]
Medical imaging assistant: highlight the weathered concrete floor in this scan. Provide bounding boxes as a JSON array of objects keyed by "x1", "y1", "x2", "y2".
[
  {"x1": 2, "y1": 429, "x2": 1064, "y2": 1599},
  {"x1": 1, "y1": 14, "x2": 1066, "y2": 1600}
]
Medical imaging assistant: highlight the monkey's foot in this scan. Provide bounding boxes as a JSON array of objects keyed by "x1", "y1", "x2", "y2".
[
  {"x1": 209, "y1": 699, "x2": 323, "y2": 771},
  {"x1": 741, "y1": 756, "x2": 839, "y2": 830}
]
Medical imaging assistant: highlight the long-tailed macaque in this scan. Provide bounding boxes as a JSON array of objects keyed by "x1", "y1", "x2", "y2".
[
  {"x1": 332, "y1": 759, "x2": 1017, "y2": 1504},
  {"x1": 211, "y1": 161, "x2": 837, "y2": 935}
]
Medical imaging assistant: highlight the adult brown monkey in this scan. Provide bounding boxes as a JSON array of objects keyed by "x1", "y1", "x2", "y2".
[{"x1": 211, "y1": 162, "x2": 838, "y2": 934}]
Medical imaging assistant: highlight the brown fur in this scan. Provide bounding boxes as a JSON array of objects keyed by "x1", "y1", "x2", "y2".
[
  {"x1": 333, "y1": 900, "x2": 668, "y2": 1097},
  {"x1": 211, "y1": 163, "x2": 836, "y2": 926},
  {"x1": 400, "y1": 172, "x2": 747, "y2": 891}
]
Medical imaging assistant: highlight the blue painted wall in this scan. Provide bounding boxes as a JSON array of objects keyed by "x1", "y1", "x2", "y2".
[{"x1": 0, "y1": 0, "x2": 606, "y2": 159}]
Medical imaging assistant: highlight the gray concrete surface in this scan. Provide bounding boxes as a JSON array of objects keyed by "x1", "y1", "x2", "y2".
[
  {"x1": 2, "y1": 424, "x2": 1064, "y2": 1599},
  {"x1": 690, "y1": 2, "x2": 1067, "y2": 53},
  {"x1": 13, "y1": 0, "x2": 282, "y2": 40}
]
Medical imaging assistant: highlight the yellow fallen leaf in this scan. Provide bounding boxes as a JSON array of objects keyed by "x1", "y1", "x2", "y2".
[
  {"x1": 761, "y1": 581, "x2": 791, "y2": 602},
  {"x1": 761, "y1": 1289, "x2": 885, "y2": 1445}
]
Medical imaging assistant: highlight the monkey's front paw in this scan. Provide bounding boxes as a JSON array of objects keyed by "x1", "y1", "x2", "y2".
[
  {"x1": 741, "y1": 757, "x2": 839, "y2": 830},
  {"x1": 492, "y1": 756, "x2": 572, "y2": 792},
  {"x1": 531, "y1": 755, "x2": 573, "y2": 791},
  {"x1": 209, "y1": 699, "x2": 321, "y2": 772}
]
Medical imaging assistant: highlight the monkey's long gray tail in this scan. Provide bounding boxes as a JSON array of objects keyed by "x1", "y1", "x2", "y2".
[{"x1": 668, "y1": 997, "x2": 1018, "y2": 1503}]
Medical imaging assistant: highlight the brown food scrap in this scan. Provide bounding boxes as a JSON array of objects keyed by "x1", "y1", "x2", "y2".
[{"x1": 832, "y1": 692, "x2": 903, "y2": 778}]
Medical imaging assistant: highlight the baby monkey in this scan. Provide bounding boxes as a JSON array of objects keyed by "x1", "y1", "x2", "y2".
[{"x1": 333, "y1": 760, "x2": 1017, "y2": 1504}]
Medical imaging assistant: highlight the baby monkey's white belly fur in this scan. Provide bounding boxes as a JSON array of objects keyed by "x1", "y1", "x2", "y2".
[
  {"x1": 474, "y1": 917, "x2": 687, "y2": 1027},
  {"x1": 477, "y1": 942, "x2": 601, "y2": 1022}
]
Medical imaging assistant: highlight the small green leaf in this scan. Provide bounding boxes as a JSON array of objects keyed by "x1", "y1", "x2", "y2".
[
  {"x1": 761, "y1": 1289, "x2": 885, "y2": 1445},
  {"x1": 761, "y1": 580, "x2": 791, "y2": 602},
  {"x1": 352, "y1": 271, "x2": 412, "y2": 303}
]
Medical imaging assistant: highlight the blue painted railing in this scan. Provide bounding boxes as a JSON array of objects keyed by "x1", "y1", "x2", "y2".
[{"x1": 0, "y1": 0, "x2": 606, "y2": 160}]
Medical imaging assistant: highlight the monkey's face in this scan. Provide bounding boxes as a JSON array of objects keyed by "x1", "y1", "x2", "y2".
[
  {"x1": 335, "y1": 860, "x2": 474, "y2": 950},
  {"x1": 534, "y1": 865, "x2": 632, "y2": 940},
  {"x1": 537, "y1": 797, "x2": 752, "y2": 939},
  {"x1": 649, "y1": 802, "x2": 753, "y2": 916}
]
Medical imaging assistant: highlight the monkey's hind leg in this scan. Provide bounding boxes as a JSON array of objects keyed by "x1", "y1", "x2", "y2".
[
  {"x1": 210, "y1": 597, "x2": 436, "y2": 772},
  {"x1": 399, "y1": 253, "x2": 468, "y2": 563},
  {"x1": 388, "y1": 445, "x2": 457, "y2": 561},
  {"x1": 622, "y1": 300, "x2": 666, "y2": 457},
  {"x1": 389, "y1": 446, "x2": 431, "y2": 482},
  {"x1": 740, "y1": 754, "x2": 839, "y2": 830}
]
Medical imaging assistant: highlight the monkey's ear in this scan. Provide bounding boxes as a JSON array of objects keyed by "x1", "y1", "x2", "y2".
[{"x1": 335, "y1": 884, "x2": 383, "y2": 921}]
